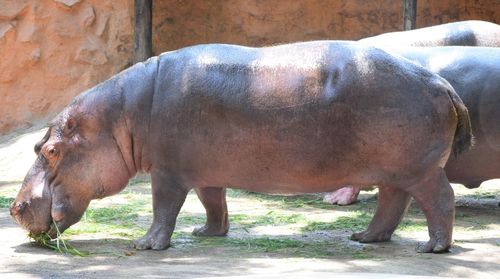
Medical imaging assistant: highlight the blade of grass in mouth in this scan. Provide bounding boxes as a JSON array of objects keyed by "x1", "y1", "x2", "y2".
[{"x1": 28, "y1": 220, "x2": 89, "y2": 257}]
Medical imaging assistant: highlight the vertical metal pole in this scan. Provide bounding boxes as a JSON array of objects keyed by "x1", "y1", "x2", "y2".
[
  {"x1": 403, "y1": 0, "x2": 417, "y2": 30},
  {"x1": 134, "y1": 0, "x2": 153, "y2": 63}
]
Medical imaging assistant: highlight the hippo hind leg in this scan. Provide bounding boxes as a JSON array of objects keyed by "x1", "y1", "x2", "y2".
[
  {"x1": 406, "y1": 168, "x2": 454, "y2": 253},
  {"x1": 352, "y1": 168, "x2": 454, "y2": 253},
  {"x1": 193, "y1": 187, "x2": 229, "y2": 236},
  {"x1": 351, "y1": 186, "x2": 411, "y2": 242}
]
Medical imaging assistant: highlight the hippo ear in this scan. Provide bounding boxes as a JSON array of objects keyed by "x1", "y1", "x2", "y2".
[{"x1": 34, "y1": 128, "x2": 51, "y2": 155}]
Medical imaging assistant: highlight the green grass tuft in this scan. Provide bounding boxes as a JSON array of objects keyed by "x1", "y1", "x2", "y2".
[
  {"x1": 302, "y1": 212, "x2": 372, "y2": 232},
  {"x1": 194, "y1": 236, "x2": 306, "y2": 253},
  {"x1": 351, "y1": 251, "x2": 374, "y2": 259},
  {"x1": 65, "y1": 200, "x2": 149, "y2": 238},
  {"x1": 462, "y1": 191, "x2": 497, "y2": 199},
  {"x1": 0, "y1": 196, "x2": 14, "y2": 208},
  {"x1": 241, "y1": 191, "x2": 334, "y2": 210},
  {"x1": 230, "y1": 212, "x2": 306, "y2": 229},
  {"x1": 397, "y1": 219, "x2": 427, "y2": 232}
]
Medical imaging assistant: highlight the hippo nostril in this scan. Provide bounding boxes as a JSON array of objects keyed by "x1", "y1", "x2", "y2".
[{"x1": 10, "y1": 201, "x2": 27, "y2": 216}]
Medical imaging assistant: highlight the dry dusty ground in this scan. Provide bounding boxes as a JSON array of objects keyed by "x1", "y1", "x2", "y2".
[{"x1": 0, "y1": 127, "x2": 499, "y2": 279}]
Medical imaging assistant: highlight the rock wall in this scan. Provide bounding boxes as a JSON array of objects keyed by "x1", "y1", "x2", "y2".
[
  {"x1": 1, "y1": 0, "x2": 498, "y2": 134},
  {"x1": 417, "y1": 0, "x2": 499, "y2": 25},
  {"x1": 153, "y1": 0, "x2": 404, "y2": 52},
  {"x1": 152, "y1": 0, "x2": 499, "y2": 53},
  {"x1": 0, "y1": 0, "x2": 133, "y2": 133}
]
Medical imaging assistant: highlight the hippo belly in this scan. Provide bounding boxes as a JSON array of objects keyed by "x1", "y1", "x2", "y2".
[{"x1": 169, "y1": 91, "x2": 433, "y2": 194}]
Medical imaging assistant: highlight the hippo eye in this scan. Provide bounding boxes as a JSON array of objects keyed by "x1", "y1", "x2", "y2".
[{"x1": 44, "y1": 145, "x2": 59, "y2": 160}]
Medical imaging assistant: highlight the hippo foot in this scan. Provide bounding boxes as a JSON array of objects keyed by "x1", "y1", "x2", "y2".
[
  {"x1": 192, "y1": 224, "x2": 228, "y2": 237},
  {"x1": 415, "y1": 237, "x2": 451, "y2": 253},
  {"x1": 323, "y1": 186, "x2": 360, "y2": 205},
  {"x1": 133, "y1": 232, "x2": 171, "y2": 250},
  {"x1": 462, "y1": 182, "x2": 482, "y2": 189},
  {"x1": 350, "y1": 230, "x2": 392, "y2": 243}
]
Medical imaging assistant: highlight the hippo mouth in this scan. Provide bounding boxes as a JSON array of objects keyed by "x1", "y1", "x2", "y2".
[
  {"x1": 27, "y1": 218, "x2": 65, "y2": 240},
  {"x1": 46, "y1": 220, "x2": 59, "y2": 239}
]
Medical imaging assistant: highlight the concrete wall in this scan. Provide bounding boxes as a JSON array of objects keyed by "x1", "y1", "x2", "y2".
[{"x1": 1, "y1": 0, "x2": 498, "y2": 134}]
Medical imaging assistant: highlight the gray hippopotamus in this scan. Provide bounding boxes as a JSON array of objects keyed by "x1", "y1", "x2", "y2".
[
  {"x1": 10, "y1": 41, "x2": 472, "y2": 253},
  {"x1": 359, "y1": 20, "x2": 500, "y2": 47},
  {"x1": 325, "y1": 20, "x2": 500, "y2": 205}
]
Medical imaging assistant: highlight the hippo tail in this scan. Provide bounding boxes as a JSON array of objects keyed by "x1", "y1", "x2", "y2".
[{"x1": 446, "y1": 87, "x2": 473, "y2": 156}]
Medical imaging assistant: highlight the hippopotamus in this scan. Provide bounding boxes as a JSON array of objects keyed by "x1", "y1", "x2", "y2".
[
  {"x1": 325, "y1": 20, "x2": 500, "y2": 205},
  {"x1": 359, "y1": 20, "x2": 500, "y2": 47},
  {"x1": 10, "y1": 41, "x2": 472, "y2": 253}
]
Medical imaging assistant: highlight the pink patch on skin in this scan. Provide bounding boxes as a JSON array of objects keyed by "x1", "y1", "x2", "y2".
[
  {"x1": 323, "y1": 185, "x2": 362, "y2": 205},
  {"x1": 51, "y1": 209, "x2": 64, "y2": 222}
]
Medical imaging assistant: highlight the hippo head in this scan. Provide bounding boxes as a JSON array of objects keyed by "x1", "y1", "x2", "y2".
[{"x1": 10, "y1": 87, "x2": 133, "y2": 237}]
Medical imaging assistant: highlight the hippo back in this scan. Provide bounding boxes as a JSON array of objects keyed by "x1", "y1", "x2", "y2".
[{"x1": 360, "y1": 20, "x2": 500, "y2": 47}]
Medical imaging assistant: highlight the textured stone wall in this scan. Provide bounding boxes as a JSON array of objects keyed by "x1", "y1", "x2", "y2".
[
  {"x1": 0, "y1": 0, "x2": 133, "y2": 133},
  {"x1": 152, "y1": 0, "x2": 400, "y2": 52},
  {"x1": 417, "y1": 0, "x2": 499, "y2": 25},
  {"x1": 152, "y1": 0, "x2": 499, "y2": 53},
  {"x1": 1, "y1": 0, "x2": 498, "y2": 134}
]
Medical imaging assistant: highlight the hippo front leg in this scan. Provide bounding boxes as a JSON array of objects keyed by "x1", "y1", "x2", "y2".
[
  {"x1": 193, "y1": 187, "x2": 229, "y2": 236},
  {"x1": 134, "y1": 172, "x2": 188, "y2": 250}
]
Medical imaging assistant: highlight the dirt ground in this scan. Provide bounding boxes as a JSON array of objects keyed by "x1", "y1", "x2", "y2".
[{"x1": 0, "y1": 127, "x2": 499, "y2": 279}]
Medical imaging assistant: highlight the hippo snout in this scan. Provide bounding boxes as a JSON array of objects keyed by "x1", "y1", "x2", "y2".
[
  {"x1": 10, "y1": 201, "x2": 53, "y2": 235},
  {"x1": 11, "y1": 159, "x2": 55, "y2": 234}
]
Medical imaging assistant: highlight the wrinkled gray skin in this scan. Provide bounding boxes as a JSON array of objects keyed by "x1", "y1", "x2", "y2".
[
  {"x1": 325, "y1": 20, "x2": 500, "y2": 205},
  {"x1": 11, "y1": 41, "x2": 472, "y2": 253}
]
